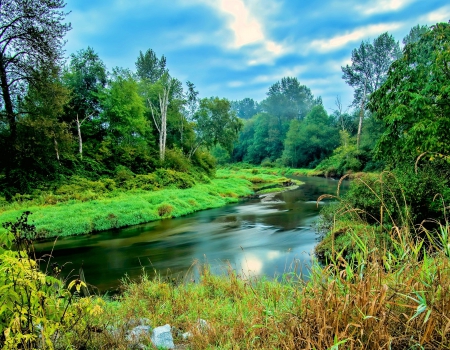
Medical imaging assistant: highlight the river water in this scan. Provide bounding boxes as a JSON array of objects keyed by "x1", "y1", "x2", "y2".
[{"x1": 34, "y1": 176, "x2": 347, "y2": 293}]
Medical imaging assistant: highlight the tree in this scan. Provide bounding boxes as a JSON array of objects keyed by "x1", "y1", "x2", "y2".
[
  {"x1": 403, "y1": 24, "x2": 429, "y2": 46},
  {"x1": 369, "y1": 22, "x2": 450, "y2": 165},
  {"x1": 100, "y1": 68, "x2": 152, "y2": 169},
  {"x1": 63, "y1": 47, "x2": 107, "y2": 159},
  {"x1": 342, "y1": 32, "x2": 401, "y2": 147},
  {"x1": 135, "y1": 49, "x2": 167, "y2": 83},
  {"x1": 263, "y1": 77, "x2": 319, "y2": 123},
  {"x1": 282, "y1": 105, "x2": 339, "y2": 168},
  {"x1": 0, "y1": 0, "x2": 70, "y2": 170},
  {"x1": 180, "y1": 80, "x2": 198, "y2": 147},
  {"x1": 231, "y1": 98, "x2": 259, "y2": 119},
  {"x1": 188, "y1": 97, "x2": 243, "y2": 158},
  {"x1": 147, "y1": 74, "x2": 183, "y2": 161}
]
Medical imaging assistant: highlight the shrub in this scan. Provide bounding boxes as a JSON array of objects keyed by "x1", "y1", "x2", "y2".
[
  {"x1": 157, "y1": 203, "x2": 174, "y2": 217},
  {"x1": 163, "y1": 148, "x2": 191, "y2": 172},
  {"x1": 0, "y1": 213, "x2": 105, "y2": 349},
  {"x1": 114, "y1": 165, "x2": 135, "y2": 185},
  {"x1": 125, "y1": 174, "x2": 159, "y2": 191},
  {"x1": 154, "y1": 169, "x2": 195, "y2": 189}
]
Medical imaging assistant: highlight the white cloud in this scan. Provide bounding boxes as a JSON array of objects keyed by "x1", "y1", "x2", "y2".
[
  {"x1": 421, "y1": 6, "x2": 450, "y2": 23},
  {"x1": 356, "y1": 0, "x2": 416, "y2": 15},
  {"x1": 228, "y1": 80, "x2": 245, "y2": 88},
  {"x1": 309, "y1": 23, "x2": 402, "y2": 52},
  {"x1": 191, "y1": 0, "x2": 286, "y2": 64}
]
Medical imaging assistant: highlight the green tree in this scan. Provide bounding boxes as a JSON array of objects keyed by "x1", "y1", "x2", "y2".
[
  {"x1": 231, "y1": 98, "x2": 259, "y2": 119},
  {"x1": 188, "y1": 97, "x2": 243, "y2": 158},
  {"x1": 135, "y1": 49, "x2": 167, "y2": 83},
  {"x1": 342, "y1": 32, "x2": 401, "y2": 147},
  {"x1": 403, "y1": 24, "x2": 429, "y2": 46},
  {"x1": 263, "y1": 77, "x2": 320, "y2": 123},
  {"x1": 370, "y1": 22, "x2": 450, "y2": 165},
  {"x1": 0, "y1": 0, "x2": 70, "y2": 144},
  {"x1": 63, "y1": 47, "x2": 107, "y2": 159},
  {"x1": 244, "y1": 113, "x2": 284, "y2": 164},
  {"x1": 0, "y1": 0, "x2": 70, "y2": 189},
  {"x1": 282, "y1": 105, "x2": 339, "y2": 168},
  {"x1": 99, "y1": 68, "x2": 153, "y2": 171}
]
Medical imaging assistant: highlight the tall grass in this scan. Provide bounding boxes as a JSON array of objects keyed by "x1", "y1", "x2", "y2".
[{"x1": 68, "y1": 229, "x2": 450, "y2": 349}]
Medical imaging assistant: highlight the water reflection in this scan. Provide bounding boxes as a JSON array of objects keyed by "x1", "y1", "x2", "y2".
[{"x1": 35, "y1": 176, "x2": 348, "y2": 292}]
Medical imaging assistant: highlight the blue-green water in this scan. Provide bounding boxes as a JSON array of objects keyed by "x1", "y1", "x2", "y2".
[{"x1": 35, "y1": 176, "x2": 348, "y2": 293}]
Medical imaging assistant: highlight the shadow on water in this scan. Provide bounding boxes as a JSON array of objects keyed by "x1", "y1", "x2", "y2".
[{"x1": 34, "y1": 176, "x2": 348, "y2": 293}]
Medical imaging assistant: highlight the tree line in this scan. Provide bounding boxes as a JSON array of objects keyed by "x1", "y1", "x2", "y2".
[
  {"x1": 0, "y1": 0, "x2": 242, "y2": 197},
  {"x1": 227, "y1": 23, "x2": 447, "y2": 179}
]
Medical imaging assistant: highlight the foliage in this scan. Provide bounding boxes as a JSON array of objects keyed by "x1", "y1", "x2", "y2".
[
  {"x1": 189, "y1": 97, "x2": 243, "y2": 156},
  {"x1": 370, "y1": 22, "x2": 450, "y2": 165},
  {"x1": 135, "y1": 48, "x2": 167, "y2": 83},
  {"x1": 342, "y1": 32, "x2": 401, "y2": 108},
  {"x1": 231, "y1": 97, "x2": 259, "y2": 119},
  {"x1": 282, "y1": 105, "x2": 339, "y2": 168},
  {"x1": 316, "y1": 130, "x2": 362, "y2": 176},
  {"x1": 0, "y1": 213, "x2": 105, "y2": 349}
]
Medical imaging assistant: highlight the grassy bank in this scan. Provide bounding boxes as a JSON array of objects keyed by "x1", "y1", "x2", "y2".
[
  {"x1": 0, "y1": 178, "x2": 253, "y2": 238},
  {"x1": 0, "y1": 167, "x2": 302, "y2": 238}
]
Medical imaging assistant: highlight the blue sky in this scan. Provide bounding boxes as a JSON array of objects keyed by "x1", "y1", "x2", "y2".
[{"x1": 64, "y1": 0, "x2": 450, "y2": 112}]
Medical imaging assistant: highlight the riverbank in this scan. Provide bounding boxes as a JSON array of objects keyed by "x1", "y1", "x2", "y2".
[{"x1": 0, "y1": 167, "x2": 301, "y2": 238}]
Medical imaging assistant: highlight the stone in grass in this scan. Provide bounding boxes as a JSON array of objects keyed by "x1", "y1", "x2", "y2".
[
  {"x1": 151, "y1": 324, "x2": 175, "y2": 349},
  {"x1": 126, "y1": 325, "x2": 152, "y2": 345}
]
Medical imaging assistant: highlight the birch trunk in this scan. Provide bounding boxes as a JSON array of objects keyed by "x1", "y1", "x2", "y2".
[
  {"x1": 76, "y1": 114, "x2": 83, "y2": 159},
  {"x1": 150, "y1": 79, "x2": 172, "y2": 161}
]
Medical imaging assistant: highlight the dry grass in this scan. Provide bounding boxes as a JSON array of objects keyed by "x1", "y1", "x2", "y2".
[{"x1": 77, "y1": 230, "x2": 450, "y2": 349}]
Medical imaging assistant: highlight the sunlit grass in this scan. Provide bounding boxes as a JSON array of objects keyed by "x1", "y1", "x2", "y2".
[{"x1": 0, "y1": 178, "x2": 253, "y2": 238}]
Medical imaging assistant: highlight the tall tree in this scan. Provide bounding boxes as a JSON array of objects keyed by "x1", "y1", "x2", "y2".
[
  {"x1": 342, "y1": 32, "x2": 401, "y2": 147},
  {"x1": 403, "y1": 24, "x2": 429, "y2": 46},
  {"x1": 282, "y1": 105, "x2": 339, "y2": 168},
  {"x1": 100, "y1": 68, "x2": 152, "y2": 170},
  {"x1": 370, "y1": 22, "x2": 450, "y2": 165},
  {"x1": 231, "y1": 98, "x2": 259, "y2": 119},
  {"x1": 135, "y1": 49, "x2": 167, "y2": 83},
  {"x1": 0, "y1": 0, "x2": 70, "y2": 173},
  {"x1": 264, "y1": 77, "x2": 319, "y2": 123},
  {"x1": 63, "y1": 47, "x2": 107, "y2": 159},
  {"x1": 148, "y1": 74, "x2": 178, "y2": 161},
  {"x1": 188, "y1": 97, "x2": 243, "y2": 158}
]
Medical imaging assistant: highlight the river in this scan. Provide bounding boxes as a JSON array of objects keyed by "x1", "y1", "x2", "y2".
[{"x1": 34, "y1": 176, "x2": 347, "y2": 293}]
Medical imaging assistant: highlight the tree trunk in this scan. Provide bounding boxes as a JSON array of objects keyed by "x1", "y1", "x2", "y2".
[
  {"x1": 158, "y1": 81, "x2": 171, "y2": 161},
  {"x1": 356, "y1": 83, "x2": 367, "y2": 149},
  {"x1": 0, "y1": 52, "x2": 16, "y2": 143},
  {"x1": 357, "y1": 102, "x2": 364, "y2": 149},
  {"x1": 76, "y1": 114, "x2": 83, "y2": 159},
  {"x1": 54, "y1": 138, "x2": 60, "y2": 162}
]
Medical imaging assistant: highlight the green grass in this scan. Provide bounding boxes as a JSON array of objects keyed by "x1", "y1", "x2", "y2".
[{"x1": 0, "y1": 178, "x2": 253, "y2": 238}]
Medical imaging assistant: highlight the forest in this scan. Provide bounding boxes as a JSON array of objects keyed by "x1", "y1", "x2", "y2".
[{"x1": 1, "y1": 0, "x2": 450, "y2": 348}]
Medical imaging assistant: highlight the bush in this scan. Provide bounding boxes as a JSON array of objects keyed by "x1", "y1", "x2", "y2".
[
  {"x1": 163, "y1": 148, "x2": 191, "y2": 173},
  {"x1": 0, "y1": 213, "x2": 105, "y2": 349},
  {"x1": 192, "y1": 150, "x2": 216, "y2": 177},
  {"x1": 343, "y1": 162, "x2": 450, "y2": 231},
  {"x1": 154, "y1": 169, "x2": 195, "y2": 189},
  {"x1": 157, "y1": 203, "x2": 174, "y2": 217}
]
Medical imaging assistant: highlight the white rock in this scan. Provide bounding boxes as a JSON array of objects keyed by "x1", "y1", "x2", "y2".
[
  {"x1": 182, "y1": 331, "x2": 192, "y2": 340},
  {"x1": 151, "y1": 324, "x2": 175, "y2": 349},
  {"x1": 126, "y1": 325, "x2": 152, "y2": 344}
]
